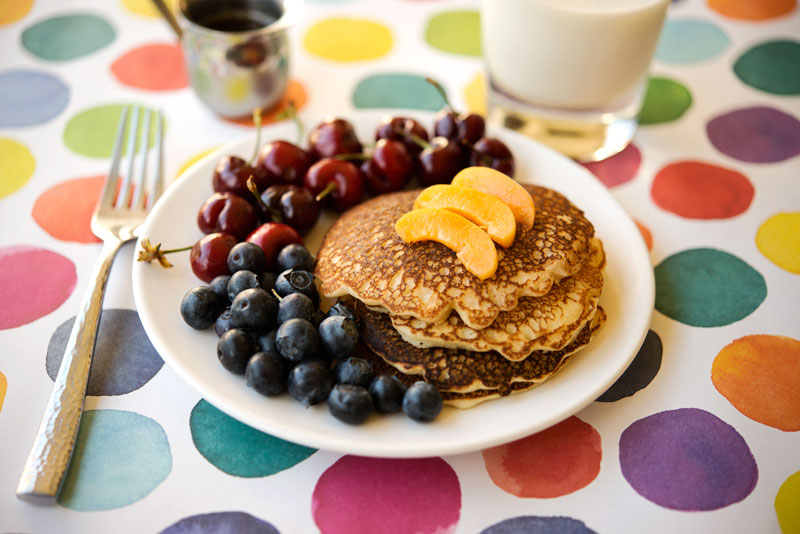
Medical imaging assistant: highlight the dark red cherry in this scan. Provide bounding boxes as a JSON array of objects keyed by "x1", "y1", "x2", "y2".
[
  {"x1": 190, "y1": 232, "x2": 237, "y2": 283},
  {"x1": 259, "y1": 185, "x2": 320, "y2": 233},
  {"x1": 417, "y1": 137, "x2": 467, "y2": 186},
  {"x1": 375, "y1": 116, "x2": 429, "y2": 156},
  {"x1": 246, "y1": 223, "x2": 304, "y2": 271},
  {"x1": 470, "y1": 137, "x2": 515, "y2": 177},
  {"x1": 197, "y1": 192, "x2": 258, "y2": 240},
  {"x1": 434, "y1": 110, "x2": 485, "y2": 145},
  {"x1": 308, "y1": 118, "x2": 363, "y2": 161},
  {"x1": 212, "y1": 155, "x2": 266, "y2": 198},
  {"x1": 361, "y1": 139, "x2": 414, "y2": 194},
  {"x1": 255, "y1": 140, "x2": 311, "y2": 187},
  {"x1": 303, "y1": 158, "x2": 365, "y2": 211}
]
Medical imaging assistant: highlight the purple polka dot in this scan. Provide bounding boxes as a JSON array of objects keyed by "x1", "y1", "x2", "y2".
[
  {"x1": 160, "y1": 511, "x2": 280, "y2": 533},
  {"x1": 706, "y1": 106, "x2": 800, "y2": 163},
  {"x1": 581, "y1": 143, "x2": 641, "y2": 187},
  {"x1": 481, "y1": 515, "x2": 597, "y2": 534},
  {"x1": 619, "y1": 408, "x2": 758, "y2": 511}
]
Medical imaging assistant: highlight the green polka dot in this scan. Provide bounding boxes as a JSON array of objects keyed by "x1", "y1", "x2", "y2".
[
  {"x1": 190, "y1": 399, "x2": 316, "y2": 477},
  {"x1": 58, "y1": 410, "x2": 171, "y2": 511},
  {"x1": 655, "y1": 248, "x2": 766, "y2": 327},
  {"x1": 353, "y1": 73, "x2": 446, "y2": 111},
  {"x1": 425, "y1": 10, "x2": 481, "y2": 56},
  {"x1": 734, "y1": 40, "x2": 800, "y2": 95},
  {"x1": 21, "y1": 13, "x2": 115, "y2": 61},
  {"x1": 304, "y1": 17, "x2": 392, "y2": 62},
  {"x1": 63, "y1": 104, "x2": 162, "y2": 159},
  {"x1": 0, "y1": 138, "x2": 35, "y2": 198},
  {"x1": 639, "y1": 77, "x2": 692, "y2": 125}
]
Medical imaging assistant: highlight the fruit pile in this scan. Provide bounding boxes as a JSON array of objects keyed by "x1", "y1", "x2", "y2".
[{"x1": 179, "y1": 241, "x2": 444, "y2": 424}]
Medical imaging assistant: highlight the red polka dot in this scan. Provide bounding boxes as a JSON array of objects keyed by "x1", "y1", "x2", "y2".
[
  {"x1": 482, "y1": 416, "x2": 602, "y2": 498},
  {"x1": 581, "y1": 143, "x2": 641, "y2": 187},
  {"x1": 33, "y1": 175, "x2": 105, "y2": 243},
  {"x1": 651, "y1": 160, "x2": 754, "y2": 219},
  {"x1": 312, "y1": 456, "x2": 461, "y2": 534},
  {"x1": 634, "y1": 219, "x2": 653, "y2": 251},
  {"x1": 111, "y1": 43, "x2": 188, "y2": 91},
  {"x1": 0, "y1": 246, "x2": 76, "y2": 329}
]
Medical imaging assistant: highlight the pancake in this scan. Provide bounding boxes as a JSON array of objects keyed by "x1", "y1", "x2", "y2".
[
  {"x1": 315, "y1": 185, "x2": 595, "y2": 329},
  {"x1": 392, "y1": 238, "x2": 605, "y2": 360},
  {"x1": 356, "y1": 301, "x2": 605, "y2": 395}
]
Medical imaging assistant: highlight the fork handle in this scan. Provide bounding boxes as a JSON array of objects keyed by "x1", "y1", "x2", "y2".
[{"x1": 16, "y1": 238, "x2": 124, "y2": 504}]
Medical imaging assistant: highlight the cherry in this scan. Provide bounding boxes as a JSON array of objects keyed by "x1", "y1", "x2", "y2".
[
  {"x1": 417, "y1": 136, "x2": 467, "y2": 186},
  {"x1": 375, "y1": 116, "x2": 429, "y2": 156},
  {"x1": 246, "y1": 222, "x2": 304, "y2": 271},
  {"x1": 308, "y1": 118, "x2": 363, "y2": 161},
  {"x1": 190, "y1": 232, "x2": 238, "y2": 283},
  {"x1": 470, "y1": 137, "x2": 516, "y2": 177},
  {"x1": 361, "y1": 138, "x2": 414, "y2": 194},
  {"x1": 427, "y1": 77, "x2": 486, "y2": 146},
  {"x1": 255, "y1": 140, "x2": 311, "y2": 187},
  {"x1": 212, "y1": 156, "x2": 265, "y2": 198},
  {"x1": 303, "y1": 158, "x2": 365, "y2": 211},
  {"x1": 197, "y1": 192, "x2": 258, "y2": 240},
  {"x1": 259, "y1": 184, "x2": 320, "y2": 233}
]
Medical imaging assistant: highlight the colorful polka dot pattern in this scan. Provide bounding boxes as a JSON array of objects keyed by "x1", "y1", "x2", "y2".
[
  {"x1": 756, "y1": 213, "x2": 800, "y2": 274},
  {"x1": 581, "y1": 143, "x2": 641, "y2": 188},
  {"x1": 160, "y1": 512, "x2": 281, "y2": 534},
  {"x1": 775, "y1": 471, "x2": 800, "y2": 533},
  {"x1": 656, "y1": 19, "x2": 730, "y2": 64},
  {"x1": 304, "y1": 18, "x2": 392, "y2": 61},
  {"x1": 33, "y1": 175, "x2": 107, "y2": 243},
  {"x1": 481, "y1": 516, "x2": 597, "y2": 534},
  {"x1": 0, "y1": 70, "x2": 70, "y2": 127},
  {"x1": 63, "y1": 104, "x2": 162, "y2": 158},
  {"x1": 708, "y1": 0, "x2": 797, "y2": 21},
  {"x1": 597, "y1": 330, "x2": 662, "y2": 402},
  {"x1": 353, "y1": 73, "x2": 446, "y2": 111},
  {"x1": 639, "y1": 77, "x2": 692, "y2": 125},
  {"x1": 0, "y1": 372, "x2": 6, "y2": 414},
  {"x1": 0, "y1": 138, "x2": 35, "y2": 198},
  {"x1": 706, "y1": 107, "x2": 800, "y2": 163},
  {"x1": 111, "y1": 43, "x2": 188, "y2": 91},
  {"x1": 424, "y1": 10, "x2": 481, "y2": 56},
  {"x1": 21, "y1": 13, "x2": 115, "y2": 61}
]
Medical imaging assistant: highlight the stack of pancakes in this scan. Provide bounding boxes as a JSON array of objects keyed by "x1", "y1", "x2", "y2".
[{"x1": 315, "y1": 184, "x2": 606, "y2": 408}]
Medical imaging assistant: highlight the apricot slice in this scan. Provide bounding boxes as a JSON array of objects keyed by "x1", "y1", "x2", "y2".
[
  {"x1": 451, "y1": 167, "x2": 535, "y2": 229},
  {"x1": 395, "y1": 208, "x2": 498, "y2": 280},
  {"x1": 413, "y1": 184, "x2": 516, "y2": 248}
]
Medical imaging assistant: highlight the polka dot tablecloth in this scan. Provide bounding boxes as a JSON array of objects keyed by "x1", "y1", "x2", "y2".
[{"x1": 1, "y1": 0, "x2": 799, "y2": 532}]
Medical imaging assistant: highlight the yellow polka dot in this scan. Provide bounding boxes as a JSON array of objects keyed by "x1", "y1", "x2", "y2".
[
  {"x1": 756, "y1": 212, "x2": 800, "y2": 274},
  {"x1": 225, "y1": 76, "x2": 250, "y2": 102},
  {"x1": 776, "y1": 471, "x2": 800, "y2": 534},
  {"x1": 304, "y1": 17, "x2": 392, "y2": 62},
  {"x1": 0, "y1": 138, "x2": 35, "y2": 198},
  {"x1": 176, "y1": 146, "x2": 220, "y2": 182},
  {"x1": 121, "y1": 0, "x2": 177, "y2": 18},
  {"x1": 0, "y1": 0, "x2": 33, "y2": 25},
  {"x1": 0, "y1": 371, "x2": 5, "y2": 413},
  {"x1": 465, "y1": 72, "x2": 486, "y2": 116}
]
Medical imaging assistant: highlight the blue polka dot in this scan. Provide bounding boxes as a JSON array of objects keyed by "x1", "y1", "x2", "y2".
[
  {"x1": 0, "y1": 70, "x2": 69, "y2": 127},
  {"x1": 160, "y1": 512, "x2": 281, "y2": 534},
  {"x1": 597, "y1": 330, "x2": 662, "y2": 402},
  {"x1": 58, "y1": 410, "x2": 171, "y2": 510},
  {"x1": 656, "y1": 19, "x2": 730, "y2": 64},
  {"x1": 481, "y1": 516, "x2": 597, "y2": 534}
]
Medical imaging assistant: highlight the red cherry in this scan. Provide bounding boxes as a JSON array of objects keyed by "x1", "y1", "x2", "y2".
[
  {"x1": 212, "y1": 155, "x2": 266, "y2": 198},
  {"x1": 246, "y1": 222, "x2": 304, "y2": 271},
  {"x1": 197, "y1": 192, "x2": 257, "y2": 240},
  {"x1": 308, "y1": 118, "x2": 363, "y2": 161},
  {"x1": 470, "y1": 137, "x2": 515, "y2": 177},
  {"x1": 190, "y1": 232, "x2": 237, "y2": 282},
  {"x1": 418, "y1": 137, "x2": 468, "y2": 186},
  {"x1": 259, "y1": 185, "x2": 320, "y2": 233},
  {"x1": 361, "y1": 138, "x2": 414, "y2": 194},
  {"x1": 255, "y1": 140, "x2": 311, "y2": 187},
  {"x1": 303, "y1": 158, "x2": 365, "y2": 211},
  {"x1": 375, "y1": 116, "x2": 429, "y2": 156}
]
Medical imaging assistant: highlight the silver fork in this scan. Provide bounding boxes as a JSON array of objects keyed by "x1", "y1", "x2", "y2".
[{"x1": 16, "y1": 106, "x2": 164, "y2": 504}]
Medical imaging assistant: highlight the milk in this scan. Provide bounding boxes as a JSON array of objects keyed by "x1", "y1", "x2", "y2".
[{"x1": 481, "y1": 0, "x2": 670, "y2": 110}]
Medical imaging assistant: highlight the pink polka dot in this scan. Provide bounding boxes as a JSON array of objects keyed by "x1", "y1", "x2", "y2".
[
  {"x1": 482, "y1": 416, "x2": 602, "y2": 498},
  {"x1": 581, "y1": 143, "x2": 641, "y2": 187},
  {"x1": 0, "y1": 246, "x2": 76, "y2": 329},
  {"x1": 312, "y1": 456, "x2": 461, "y2": 534}
]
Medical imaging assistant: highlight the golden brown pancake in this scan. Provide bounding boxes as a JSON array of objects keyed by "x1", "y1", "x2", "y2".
[{"x1": 315, "y1": 185, "x2": 594, "y2": 329}]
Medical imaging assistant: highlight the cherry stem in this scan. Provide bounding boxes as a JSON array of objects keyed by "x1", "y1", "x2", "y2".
[
  {"x1": 315, "y1": 181, "x2": 338, "y2": 202},
  {"x1": 333, "y1": 152, "x2": 369, "y2": 162},
  {"x1": 247, "y1": 176, "x2": 283, "y2": 222},
  {"x1": 425, "y1": 77, "x2": 454, "y2": 113},
  {"x1": 276, "y1": 100, "x2": 304, "y2": 146},
  {"x1": 136, "y1": 238, "x2": 191, "y2": 268},
  {"x1": 407, "y1": 132, "x2": 432, "y2": 151},
  {"x1": 271, "y1": 288, "x2": 283, "y2": 301},
  {"x1": 249, "y1": 107, "x2": 263, "y2": 166}
]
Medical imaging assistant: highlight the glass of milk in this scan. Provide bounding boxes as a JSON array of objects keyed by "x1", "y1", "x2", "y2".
[{"x1": 481, "y1": 0, "x2": 669, "y2": 162}]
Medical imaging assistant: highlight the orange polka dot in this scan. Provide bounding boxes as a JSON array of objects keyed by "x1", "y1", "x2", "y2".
[
  {"x1": 0, "y1": 0, "x2": 33, "y2": 26},
  {"x1": 634, "y1": 219, "x2": 653, "y2": 251},
  {"x1": 712, "y1": 335, "x2": 800, "y2": 431},
  {"x1": 221, "y1": 79, "x2": 307, "y2": 127},
  {"x1": 111, "y1": 43, "x2": 188, "y2": 91},
  {"x1": 708, "y1": 0, "x2": 796, "y2": 20},
  {"x1": 33, "y1": 175, "x2": 105, "y2": 243}
]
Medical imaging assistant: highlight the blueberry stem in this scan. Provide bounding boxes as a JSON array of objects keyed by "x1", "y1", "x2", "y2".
[{"x1": 271, "y1": 288, "x2": 283, "y2": 301}]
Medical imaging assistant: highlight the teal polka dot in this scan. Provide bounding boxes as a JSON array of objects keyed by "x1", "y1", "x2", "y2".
[
  {"x1": 424, "y1": 10, "x2": 481, "y2": 56},
  {"x1": 22, "y1": 13, "x2": 115, "y2": 61},
  {"x1": 639, "y1": 77, "x2": 692, "y2": 125},
  {"x1": 656, "y1": 19, "x2": 730, "y2": 63},
  {"x1": 190, "y1": 400, "x2": 316, "y2": 477},
  {"x1": 734, "y1": 40, "x2": 800, "y2": 96},
  {"x1": 353, "y1": 73, "x2": 446, "y2": 111},
  {"x1": 58, "y1": 410, "x2": 171, "y2": 511},
  {"x1": 654, "y1": 248, "x2": 766, "y2": 327}
]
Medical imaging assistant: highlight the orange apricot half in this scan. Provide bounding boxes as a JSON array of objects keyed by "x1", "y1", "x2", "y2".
[
  {"x1": 395, "y1": 207, "x2": 498, "y2": 280},
  {"x1": 414, "y1": 184, "x2": 516, "y2": 247},
  {"x1": 451, "y1": 167, "x2": 535, "y2": 229}
]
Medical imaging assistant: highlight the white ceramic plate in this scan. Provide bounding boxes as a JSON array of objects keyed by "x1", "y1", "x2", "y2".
[{"x1": 132, "y1": 109, "x2": 654, "y2": 458}]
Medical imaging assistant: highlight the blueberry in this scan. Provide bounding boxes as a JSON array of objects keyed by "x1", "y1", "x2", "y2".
[
  {"x1": 318, "y1": 315, "x2": 358, "y2": 359},
  {"x1": 402, "y1": 381, "x2": 443, "y2": 422},
  {"x1": 227, "y1": 242, "x2": 266, "y2": 274},
  {"x1": 256, "y1": 329, "x2": 278, "y2": 353},
  {"x1": 287, "y1": 359, "x2": 334, "y2": 406},
  {"x1": 277, "y1": 292, "x2": 315, "y2": 324},
  {"x1": 227, "y1": 270, "x2": 261, "y2": 302},
  {"x1": 334, "y1": 357, "x2": 373, "y2": 388},
  {"x1": 246, "y1": 351, "x2": 289, "y2": 396},
  {"x1": 209, "y1": 275, "x2": 231, "y2": 301},
  {"x1": 369, "y1": 374, "x2": 407, "y2": 414},
  {"x1": 180, "y1": 286, "x2": 223, "y2": 329},
  {"x1": 328, "y1": 384, "x2": 373, "y2": 424},
  {"x1": 310, "y1": 309, "x2": 326, "y2": 328},
  {"x1": 275, "y1": 268, "x2": 319, "y2": 305},
  {"x1": 277, "y1": 243, "x2": 315, "y2": 273},
  {"x1": 215, "y1": 307, "x2": 233, "y2": 337},
  {"x1": 217, "y1": 328, "x2": 257, "y2": 374},
  {"x1": 276, "y1": 318, "x2": 319, "y2": 363},
  {"x1": 325, "y1": 301, "x2": 360, "y2": 328},
  {"x1": 230, "y1": 288, "x2": 278, "y2": 333}
]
